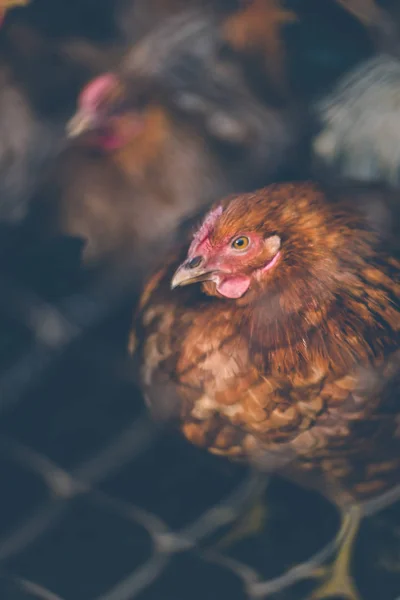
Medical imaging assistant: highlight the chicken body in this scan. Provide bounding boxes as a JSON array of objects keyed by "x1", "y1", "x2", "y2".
[{"x1": 133, "y1": 182, "x2": 400, "y2": 509}]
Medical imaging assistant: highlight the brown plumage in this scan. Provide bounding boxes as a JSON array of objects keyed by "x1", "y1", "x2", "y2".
[
  {"x1": 132, "y1": 181, "x2": 400, "y2": 505},
  {"x1": 132, "y1": 181, "x2": 400, "y2": 596},
  {"x1": 222, "y1": 0, "x2": 297, "y2": 96}
]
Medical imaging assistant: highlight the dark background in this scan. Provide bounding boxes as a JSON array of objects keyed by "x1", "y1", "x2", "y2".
[{"x1": 0, "y1": 1, "x2": 399, "y2": 599}]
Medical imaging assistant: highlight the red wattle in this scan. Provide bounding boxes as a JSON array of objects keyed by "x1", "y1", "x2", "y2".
[{"x1": 216, "y1": 275, "x2": 251, "y2": 299}]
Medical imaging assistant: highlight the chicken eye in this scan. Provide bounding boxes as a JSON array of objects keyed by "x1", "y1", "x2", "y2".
[{"x1": 232, "y1": 236, "x2": 250, "y2": 250}]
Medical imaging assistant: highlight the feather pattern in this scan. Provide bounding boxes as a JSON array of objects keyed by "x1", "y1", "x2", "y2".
[{"x1": 132, "y1": 182, "x2": 400, "y2": 507}]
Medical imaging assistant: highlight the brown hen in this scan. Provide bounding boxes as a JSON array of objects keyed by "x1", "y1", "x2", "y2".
[{"x1": 132, "y1": 182, "x2": 400, "y2": 599}]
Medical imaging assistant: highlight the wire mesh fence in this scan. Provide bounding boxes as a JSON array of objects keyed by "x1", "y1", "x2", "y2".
[{"x1": 0, "y1": 246, "x2": 399, "y2": 600}]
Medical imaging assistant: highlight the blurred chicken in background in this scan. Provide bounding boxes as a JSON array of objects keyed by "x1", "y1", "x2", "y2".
[
  {"x1": 0, "y1": 18, "x2": 119, "y2": 223},
  {"x1": 24, "y1": 8, "x2": 300, "y2": 276},
  {"x1": 0, "y1": 0, "x2": 383, "y2": 229},
  {"x1": 25, "y1": 0, "x2": 374, "y2": 273},
  {"x1": 313, "y1": 0, "x2": 400, "y2": 187}
]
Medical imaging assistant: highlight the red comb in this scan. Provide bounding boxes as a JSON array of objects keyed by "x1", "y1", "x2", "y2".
[
  {"x1": 78, "y1": 73, "x2": 118, "y2": 110},
  {"x1": 188, "y1": 205, "x2": 224, "y2": 257}
]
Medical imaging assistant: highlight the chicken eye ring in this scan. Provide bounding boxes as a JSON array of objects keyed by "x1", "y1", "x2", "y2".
[{"x1": 232, "y1": 236, "x2": 250, "y2": 250}]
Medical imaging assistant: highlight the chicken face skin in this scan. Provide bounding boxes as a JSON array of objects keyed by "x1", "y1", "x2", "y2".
[
  {"x1": 133, "y1": 182, "x2": 400, "y2": 506},
  {"x1": 170, "y1": 203, "x2": 282, "y2": 299}
]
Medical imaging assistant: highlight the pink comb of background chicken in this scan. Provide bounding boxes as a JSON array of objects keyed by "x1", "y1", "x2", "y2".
[{"x1": 78, "y1": 73, "x2": 118, "y2": 111}]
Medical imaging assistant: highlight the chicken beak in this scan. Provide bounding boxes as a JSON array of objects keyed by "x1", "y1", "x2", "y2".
[
  {"x1": 66, "y1": 110, "x2": 95, "y2": 138},
  {"x1": 171, "y1": 261, "x2": 214, "y2": 290}
]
